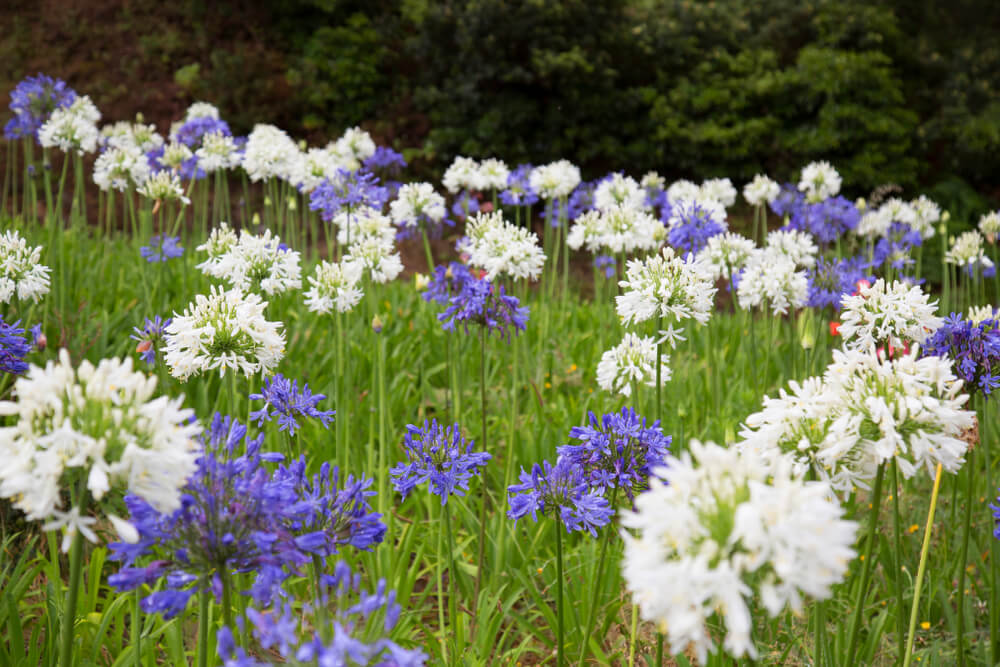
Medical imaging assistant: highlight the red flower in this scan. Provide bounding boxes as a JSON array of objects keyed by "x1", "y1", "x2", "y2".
[{"x1": 829, "y1": 321, "x2": 840, "y2": 337}]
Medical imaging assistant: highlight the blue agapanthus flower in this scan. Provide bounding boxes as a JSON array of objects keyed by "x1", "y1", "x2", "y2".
[
  {"x1": 438, "y1": 276, "x2": 529, "y2": 341},
  {"x1": 139, "y1": 235, "x2": 184, "y2": 263},
  {"x1": 593, "y1": 254, "x2": 616, "y2": 278},
  {"x1": 922, "y1": 310, "x2": 1000, "y2": 397},
  {"x1": 390, "y1": 420, "x2": 491, "y2": 505},
  {"x1": 309, "y1": 168, "x2": 388, "y2": 222},
  {"x1": 499, "y1": 164, "x2": 538, "y2": 207},
  {"x1": 769, "y1": 183, "x2": 805, "y2": 218},
  {"x1": 873, "y1": 222, "x2": 922, "y2": 271},
  {"x1": 363, "y1": 146, "x2": 407, "y2": 176},
  {"x1": 558, "y1": 407, "x2": 671, "y2": 503},
  {"x1": 668, "y1": 199, "x2": 726, "y2": 253},
  {"x1": 0, "y1": 317, "x2": 32, "y2": 375},
  {"x1": 4, "y1": 73, "x2": 76, "y2": 141},
  {"x1": 786, "y1": 195, "x2": 860, "y2": 245},
  {"x1": 806, "y1": 257, "x2": 874, "y2": 310},
  {"x1": 173, "y1": 116, "x2": 231, "y2": 149},
  {"x1": 450, "y1": 189, "x2": 480, "y2": 221},
  {"x1": 421, "y1": 261, "x2": 475, "y2": 305},
  {"x1": 249, "y1": 374, "x2": 335, "y2": 436},
  {"x1": 507, "y1": 458, "x2": 613, "y2": 536},
  {"x1": 130, "y1": 315, "x2": 172, "y2": 366}
]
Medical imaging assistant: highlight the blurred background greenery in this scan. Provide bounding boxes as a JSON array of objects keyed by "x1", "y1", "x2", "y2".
[{"x1": 2, "y1": 0, "x2": 998, "y2": 208}]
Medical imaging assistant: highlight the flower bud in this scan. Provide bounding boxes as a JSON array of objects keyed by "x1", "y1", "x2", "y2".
[{"x1": 372, "y1": 314, "x2": 384, "y2": 334}]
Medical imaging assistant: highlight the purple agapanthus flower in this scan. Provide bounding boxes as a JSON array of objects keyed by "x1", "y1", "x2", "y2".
[
  {"x1": 544, "y1": 180, "x2": 594, "y2": 227},
  {"x1": 438, "y1": 276, "x2": 529, "y2": 341},
  {"x1": 593, "y1": 254, "x2": 616, "y2": 278},
  {"x1": 786, "y1": 195, "x2": 860, "y2": 245},
  {"x1": 390, "y1": 420, "x2": 491, "y2": 505},
  {"x1": 130, "y1": 315, "x2": 172, "y2": 366},
  {"x1": 421, "y1": 261, "x2": 475, "y2": 305},
  {"x1": 558, "y1": 407, "x2": 671, "y2": 503},
  {"x1": 499, "y1": 164, "x2": 539, "y2": 207},
  {"x1": 4, "y1": 73, "x2": 76, "y2": 142},
  {"x1": 450, "y1": 190, "x2": 480, "y2": 222},
  {"x1": 806, "y1": 257, "x2": 874, "y2": 310},
  {"x1": 173, "y1": 116, "x2": 231, "y2": 149},
  {"x1": 507, "y1": 458, "x2": 613, "y2": 536},
  {"x1": 0, "y1": 317, "x2": 32, "y2": 375},
  {"x1": 922, "y1": 310, "x2": 1000, "y2": 398},
  {"x1": 309, "y1": 168, "x2": 388, "y2": 222},
  {"x1": 249, "y1": 374, "x2": 335, "y2": 436},
  {"x1": 139, "y1": 235, "x2": 184, "y2": 263},
  {"x1": 362, "y1": 146, "x2": 407, "y2": 177},
  {"x1": 769, "y1": 183, "x2": 805, "y2": 219},
  {"x1": 873, "y1": 222, "x2": 922, "y2": 271},
  {"x1": 667, "y1": 199, "x2": 726, "y2": 253}
]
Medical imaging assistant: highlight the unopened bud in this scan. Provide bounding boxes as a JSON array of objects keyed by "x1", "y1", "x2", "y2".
[
  {"x1": 414, "y1": 273, "x2": 429, "y2": 290},
  {"x1": 855, "y1": 197, "x2": 867, "y2": 211},
  {"x1": 372, "y1": 315, "x2": 384, "y2": 334},
  {"x1": 35, "y1": 333, "x2": 47, "y2": 351},
  {"x1": 287, "y1": 197, "x2": 297, "y2": 212}
]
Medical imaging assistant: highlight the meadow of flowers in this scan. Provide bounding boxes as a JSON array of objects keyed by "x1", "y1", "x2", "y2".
[{"x1": 0, "y1": 73, "x2": 999, "y2": 666}]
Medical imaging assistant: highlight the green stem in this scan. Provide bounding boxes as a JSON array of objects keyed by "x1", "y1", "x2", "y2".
[
  {"x1": 846, "y1": 463, "x2": 886, "y2": 665},
  {"x1": 421, "y1": 227, "x2": 435, "y2": 273},
  {"x1": 437, "y1": 504, "x2": 449, "y2": 664},
  {"x1": 197, "y1": 587, "x2": 210, "y2": 667},
  {"x1": 903, "y1": 463, "x2": 943, "y2": 667},
  {"x1": 443, "y1": 503, "x2": 459, "y2": 638},
  {"x1": 576, "y1": 485, "x2": 623, "y2": 666},
  {"x1": 132, "y1": 589, "x2": 141, "y2": 667},
  {"x1": 555, "y1": 518, "x2": 565, "y2": 667},
  {"x1": 473, "y1": 327, "x2": 489, "y2": 624},
  {"x1": 891, "y1": 460, "x2": 905, "y2": 666},
  {"x1": 60, "y1": 524, "x2": 86, "y2": 667}
]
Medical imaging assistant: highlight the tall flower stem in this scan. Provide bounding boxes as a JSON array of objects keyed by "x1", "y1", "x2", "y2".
[
  {"x1": 377, "y1": 329, "x2": 388, "y2": 515},
  {"x1": 903, "y1": 463, "x2": 943, "y2": 667},
  {"x1": 436, "y1": 504, "x2": 449, "y2": 663},
  {"x1": 846, "y1": 463, "x2": 886, "y2": 665},
  {"x1": 421, "y1": 227, "x2": 435, "y2": 273},
  {"x1": 981, "y1": 398, "x2": 998, "y2": 665},
  {"x1": 311, "y1": 554, "x2": 330, "y2": 642},
  {"x1": 555, "y1": 517, "x2": 566, "y2": 667},
  {"x1": 473, "y1": 326, "x2": 489, "y2": 623},
  {"x1": 60, "y1": 491, "x2": 90, "y2": 667},
  {"x1": 197, "y1": 587, "x2": 211, "y2": 667},
  {"x1": 132, "y1": 590, "x2": 142, "y2": 667},
  {"x1": 335, "y1": 311, "x2": 347, "y2": 473},
  {"x1": 655, "y1": 316, "x2": 663, "y2": 424},
  {"x1": 442, "y1": 502, "x2": 459, "y2": 638},
  {"x1": 576, "y1": 484, "x2": 623, "y2": 666},
  {"x1": 891, "y1": 460, "x2": 905, "y2": 666}
]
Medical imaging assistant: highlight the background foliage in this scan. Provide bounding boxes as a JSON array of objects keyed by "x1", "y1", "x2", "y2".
[{"x1": 2, "y1": 0, "x2": 999, "y2": 202}]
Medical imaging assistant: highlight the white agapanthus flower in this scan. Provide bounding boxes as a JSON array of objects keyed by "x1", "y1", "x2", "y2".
[
  {"x1": 797, "y1": 161, "x2": 841, "y2": 202},
  {"x1": 838, "y1": 279, "x2": 942, "y2": 351},
  {"x1": 666, "y1": 179, "x2": 701, "y2": 205},
  {"x1": 945, "y1": 230, "x2": 995, "y2": 276},
  {"x1": 101, "y1": 121, "x2": 163, "y2": 154},
  {"x1": 0, "y1": 230, "x2": 51, "y2": 304},
  {"x1": 196, "y1": 227, "x2": 301, "y2": 296},
  {"x1": 765, "y1": 229, "x2": 817, "y2": 269},
  {"x1": 594, "y1": 173, "x2": 646, "y2": 212},
  {"x1": 303, "y1": 259, "x2": 364, "y2": 314},
  {"x1": 910, "y1": 195, "x2": 941, "y2": 240},
  {"x1": 0, "y1": 349, "x2": 201, "y2": 550},
  {"x1": 616, "y1": 247, "x2": 717, "y2": 327},
  {"x1": 334, "y1": 126, "x2": 376, "y2": 165},
  {"x1": 979, "y1": 211, "x2": 1000, "y2": 244},
  {"x1": 736, "y1": 250, "x2": 808, "y2": 316},
  {"x1": 881, "y1": 198, "x2": 917, "y2": 228},
  {"x1": 390, "y1": 182, "x2": 447, "y2": 229},
  {"x1": 696, "y1": 232, "x2": 757, "y2": 281},
  {"x1": 477, "y1": 158, "x2": 510, "y2": 191},
  {"x1": 184, "y1": 101, "x2": 221, "y2": 121},
  {"x1": 742, "y1": 175, "x2": 780, "y2": 207},
  {"x1": 641, "y1": 171, "x2": 666, "y2": 192},
  {"x1": 969, "y1": 304, "x2": 998, "y2": 326},
  {"x1": 699, "y1": 177, "x2": 737, "y2": 208},
  {"x1": 164, "y1": 286, "x2": 285, "y2": 381},
  {"x1": 288, "y1": 147, "x2": 339, "y2": 193},
  {"x1": 344, "y1": 236, "x2": 404, "y2": 284},
  {"x1": 529, "y1": 160, "x2": 581, "y2": 200},
  {"x1": 242, "y1": 124, "x2": 299, "y2": 182},
  {"x1": 442, "y1": 156, "x2": 483, "y2": 194},
  {"x1": 568, "y1": 205, "x2": 663, "y2": 255},
  {"x1": 137, "y1": 170, "x2": 189, "y2": 205},
  {"x1": 160, "y1": 141, "x2": 194, "y2": 171},
  {"x1": 196, "y1": 131, "x2": 241, "y2": 173},
  {"x1": 461, "y1": 211, "x2": 546, "y2": 281},
  {"x1": 596, "y1": 332, "x2": 670, "y2": 397},
  {"x1": 334, "y1": 206, "x2": 396, "y2": 246},
  {"x1": 93, "y1": 145, "x2": 150, "y2": 192},
  {"x1": 855, "y1": 208, "x2": 893, "y2": 240},
  {"x1": 621, "y1": 441, "x2": 856, "y2": 665},
  {"x1": 38, "y1": 96, "x2": 101, "y2": 155}
]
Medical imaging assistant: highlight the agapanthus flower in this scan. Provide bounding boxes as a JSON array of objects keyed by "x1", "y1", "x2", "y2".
[
  {"x1": 797, "y1": 161, "x2": 841, "y2": 202},
  {"x1": 695, "y1": 232, "x2": 756, "y2": 282},
  {"x1": 390, "y1": 420, "x2": 491, "y2": 504},
  {"x1": 980, "y1": 211, "x2": 1000, "y2": 244},
  {"x1": 596, "y1": 333, "x2": 671, "y2": 397},
  {"x1": 460, "y1": 211, "x2": 545, "y2": 282},
  {"x1": 530, "y1": 160, "x2": 581, "y2": 200},
  {"x1": 303, "y1": 259, "x2": 364, "y2": 314},
  {"x1": 805, "y1": 257, "x2": 873, "y2": 310},
  {"x1": 743, "y1": 175, "x2": 780, "y2": 207},
  {"x1": 838, "y1": 278, "x2": 942, "y2": 351},
  {"x1": 0, "y1": 230, "x2": 51, "y2": 304},
  {"x1": 438, "y1": 276, "x2": 529, "y2": 341},
  {"x1": 137, "y1": 170, "x2": 190, "y2": 205},
  {"x1": 665, "y1": 179, "x2": 701, "y2": 206},
  {"x1": 641, "y1": 171, "x2": 667, "y2": 209},
  {"x1": 183, "y1": 101, "x2": 221, "y2": 121},
  {"x1": 196, "y1": 131, "x2": 242, "y2": 173},
  {"x1": 621, "y1": 441, "x2": 857, "y2": 664},
  {"x1": 922, "y1": 309, "x2": 1000, "y2": 397},
  {"x1": 0, "y1": 317, "x2": 32, "y2": 376},
  {"x1": 568, "y1": 205, "x2": 663, "y2": 255},
  {"x1": 131, "y1": 315, "x2": 172, "y2": 366},
  {"x1": 140, "y1": 235, "x2": 184, "y2": 263},
  {"x1": 390, "y1": 182, "x2": 447, "y2": 237},
  {"x1": 421, "y1": 261, "x2": 474, "y2": 305},
  {"x1": 768, "y1": 183, "x2": 805, "y2": 219},
  {"x1": 450, "y1": 189, "x2": 480, "y2": 221},
  {"x1": 616, "y1": 247, "x2": 717, "y2": 328},
  {"x1": 910, "y1": 195, "x2": 941, "y2": 240},
  {"x1": 699, "y1": 177, "x2": 737, "y2": 208},
  {"x1": 507, "y1": 458, "x2": 613, "y2": 536},
  {"x1": 0, "y1": 349, "x2": 201, "y2": 550},
  {"x1": 500, "y1": 164, "x2": 539, "y2": 207},
  {"x1": 196, "y1": 227, "x2": 301, "y2": 296},
  {"x1": 344, "y1": 235, "x2": 403, "y2": 284},
  {"x1": 736, "y1": 250, "x2": 808, "y2": 316},
  {"x1": 332, "y1": 126, "x2": 377, "y2": 165},
  {"x1": 100, "y1": 120, "x2": 163, "y2": 154},
  {"x1": 666, "y1": 199, "x2": 727, "y2": 254},
  {"x1": 310, "y1": 168, "x2": 388, "y2": 223},
  {"x1": 765, "y1": 229, "x2": 817, "y2": 269},
  {"x1": 945, "y1": 230, "x2": 995, "y2": 278},
  {"x1": 558, "y1": 407, "x2": 670, "y2": 503},
  {"x1": 785, "y1": 196, "x2": 860, "y2": 245},
  {"x1": 242, "y1": 124, "x2": 299, "y2": 182},
  {"x1": 594, "y1": 173, "x2": 646, "y2": 212},
  {"x1": 172, "y1": 115, "x2": 231, "y2": 150},
  {"x1": 164, "y1": 286, "x2": 285, "y2": 381},
  {"x1": 4, "y1": 73, "x2": 76, "y2": 141},
  {"x1": 477, "y1": 157, "x2": 510, "y2": 191},
  {"x1": 37, "y1": 95, "x2": 100, "y2": 154},
  {"x1": 442, "y1": 156, "x2": 484, "y2": 194},
  {"x1": 363, "y1": 145, "x2": 407, "y2": 178},
  {"x1": 93, "y1": 145, "x2": 151, "y2": 192},
  {"x1": 855, "y1": 207, "x2": 893, "y2": 240},
  {"x1": 594, "y1": 254, "x2": 616, "y2": 278},
  {"x1": 249, "y1": 374, "x2": 335, "y2": 436}
]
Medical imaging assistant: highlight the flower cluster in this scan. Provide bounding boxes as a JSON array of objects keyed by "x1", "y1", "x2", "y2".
[
  {"x1": 529, "y1": 160, "x2": 582, "y2": 200},
  {"x1": 596, "y1": 333, "x2": 671, "y2": 397},
  {"x1": 0, "y1": 316, "x2": 32, "y2": 376},
  {"x1": 0, "y1": 229, "x2": 51, "y2": 304},
  {"x1": 945, "y1": 230, "x2": 995, "y2": 278},
  {"x1": 390, "y1": 182, "x2": 447, "y2": 237},
  {"x1": 390, "y1": 420, "x2": 491, "y2": 504},
  {"x1": 500, "y1": 163, "x2": 539, "y2": 207},
  {"x1": 616, "y1": 247, "x2": 717, "y2": 327},
  {"x1": 249, "y1": 373, "x2": 336, "y2": 436},
  {"x1": 310, "y1": 168, "x2": 388, "y2": 223},
  {"x1": 459, "y1": 211, "x2": 546, "y2": 282},
  {"x1": 838, "y1": 278, "x2": 942, "y2": 351},
  {"x1": 507, "y1": 458, "x2": 613, "y2": 536},
  {"x1": 742, "y1": 174, "x2": 780, "y2": 207},
  {"x1": 567, "y1": 205, "x2": 663, "y2": 255},
  {"x1": 695, "y1": 232, "x2": 756, "y2": 282},
  {"x1": 922, "y1": 309, "x2": 1000, "y2": 397},
  {"x1": 140, "y1": 235, "x2": 184, "y2": 263},
  {"x1": 438, "y1": 275, "x2": 529, "y2": 341},
  {"x1": 38, "y1": 95, "x2": 101, "y2": 154},
  {"x1": 0, "y1": 350, "x2": 201, "y2": 550},
  {"x1": 621, "y1": 441, "x2": 857, "y2": 664},
  {"x1": 196, "y1": 226, "x2": 301, "y2": 296},
  {"x1": 797, "y1": 161, "x2": 841, "y2": 202},
  {"x1": 241, "y1": 124, "x2": 299, "y2": 182},
  {"x1": 303, "y1": 259, "x2": 364, "y2": 314},
  {"x1": 736, "y1": 251, "x2": 808, "y2": 316},
  {"x1": 666, "y1": 198, "x2": 727, "y2": 253},
  {"x1": 131, "y1": 315, "x2": 171, "y2": 366},
  {"x1": 4, "y1": 73, "x2": 76, "y2": 141}
]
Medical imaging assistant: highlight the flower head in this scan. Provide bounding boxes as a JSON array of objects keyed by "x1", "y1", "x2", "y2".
[
  {"x1": 140, "y1": 235, "x2": 184, "y2": 263},
  {"x1": 798, "y1": 161, "x2": 841, "y2": 202},
  {"x1": 196, "y1": 227, "x2": 301, "y2": 296},
  {"x1": 460, "y1": 211, "x2": 545, "y2": 282},
  {"x1": 838, "y1": 278, "x2": 942, "y2": 351},
  {"x1": 742, "y1": 175, "x2": 780, "y2": 207},
  {"x1": 37, "y1": 95, "x2": 100, "y2": 154},
  {"x1": 596, "y1": 333, "x2": 671, "y2": 397},
  {"x1": 616, "y1": 247, "x2": 717, "y2": 327},
  {"x1": 0, "y1": 230, "x2": 51, "y2": 304},
  {"x1": 0, "y1": 317, "x2": 32, "y2": 376},
  {"x1": 304, "y1": 259, "x2": 364, "y2": 314},
  {"x1": 922, "y1": 310, "x2": 1000, "y2": 398},
  {"x1": 667, "y1": 199, "x2": 727, "y2": 254},
  {"x1": 391, "y1": 420, "x2": 491, "y2": 505},
  {"x1": 249, "y1": 374, "x2": 335, "y2": 436},
  {"x1": 507, "y1": 458, "x2": 613, "y2": 536},
  {"x1": 4, "y1": 73, "x2": 76, "y2": 141},
  {"x1": 438, "y1": 276, "x2": 529, "y2": 341},
  {"x1": 130, "y1": 315, "x2": 172, "y2": 366},
  {"x1": 529, "y1": 160, "x2": 581, "y2": 200}
]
